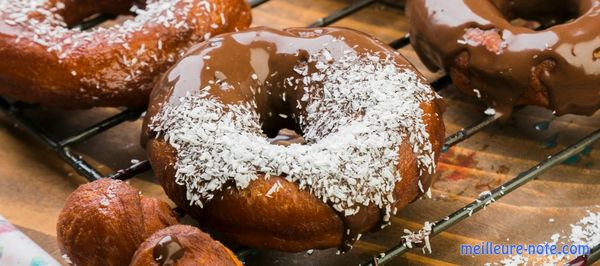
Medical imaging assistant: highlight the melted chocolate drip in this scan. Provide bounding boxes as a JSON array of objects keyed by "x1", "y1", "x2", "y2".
[
  {"x1": 153, "y1": 235, "x2": 185, "y2": 266},
  {"x1": 407, "y1": 0, "x2": 600, "y2": 116},
  {"x1": 331, "y1": 207, "x2": 373, "y2": 253}
]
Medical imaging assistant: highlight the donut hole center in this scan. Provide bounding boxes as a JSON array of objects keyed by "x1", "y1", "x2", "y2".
[
  {"x1": 502, "y1": 0, "x2": 582, "y2": 30},
  {"x1": 69, "y1": 13, "x2": 119, "y2": 30},
  {"x1": 257, "y1": 49, "x2": 312, "y2": 146},
  {"x1": 260, "y1": 106, "x2": 305, "y2": 146},
  {"x1": 267, "y1": 129, "x2": 306, "y2": 146},
  {"x1": 264, "y1": 116, "x2": 306, "y2": 146},
  {"x1": 58, "y1": 1, "x2": 141, "y2": 30}
]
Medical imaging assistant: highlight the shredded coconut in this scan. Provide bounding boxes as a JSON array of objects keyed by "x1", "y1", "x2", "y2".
[
  {"x1": 401, "y1": 221, "x2": 433, "y2": 254},
  {"x1": 570, "y1": 211, "x2": 600, "y2": 251},
  {"x1": 150, "y1": 50, "x2": 438, "y2": 216},
  {"x1": 484, "y1": 107, "x2": 497, "y2": 116},
  {"x1": 61, "y1": 254, "x2": 73, "y2": 265},
  {"x1": 0, "y1": 0, "x2": 227, "y2": 91},
  {"x1": 0, "y1": 0, "x2": 210, "y2": 52},
  {"x1": 496, "y1": 210, "x2": 600, "y2": 265},
  {"x1": 265, "y1": 181, "x2": 283, "y2": 198}
]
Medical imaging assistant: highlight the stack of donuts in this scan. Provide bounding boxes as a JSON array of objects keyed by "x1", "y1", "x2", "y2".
[{"x1": 2, "y1": 0, "x2": 593, "y2": 264}]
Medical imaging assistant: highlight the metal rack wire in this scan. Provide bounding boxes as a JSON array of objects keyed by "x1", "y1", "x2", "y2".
[{"x1": 0, "y1": 0, "x2": 598, "y2": 265}]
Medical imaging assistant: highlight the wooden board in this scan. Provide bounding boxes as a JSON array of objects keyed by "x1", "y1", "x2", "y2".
[{"x1": 0, "y1": 0, "x2": 599, "y2": 265}]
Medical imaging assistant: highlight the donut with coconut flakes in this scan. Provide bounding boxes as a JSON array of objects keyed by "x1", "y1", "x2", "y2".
[
  {"x1": 143, "y1": 27, "x2": 445, "y2": 252},
  {"x1": 0, "y1": 0, "x2": 250, "y2": 107}
]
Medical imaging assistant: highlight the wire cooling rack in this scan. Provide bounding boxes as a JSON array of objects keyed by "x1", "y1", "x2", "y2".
[{"x1": 0, "y1": 0, "x2": 598, "y2": 265}]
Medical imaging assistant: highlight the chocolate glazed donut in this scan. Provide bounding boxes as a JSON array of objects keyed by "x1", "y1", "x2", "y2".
[
  {"x1": 142, "y1": 27, "x2": 445, "y2": 252},
  {"x1": 407, "y1": 0, "x2": 600, "y2": 116},
  {"x1": 0, "y1": 0, "x2": 250, "y2": 108}
]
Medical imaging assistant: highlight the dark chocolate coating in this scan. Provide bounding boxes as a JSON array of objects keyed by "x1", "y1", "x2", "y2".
[{"x1": 407, "y1": 0, "x2": 600, "y2": 116}]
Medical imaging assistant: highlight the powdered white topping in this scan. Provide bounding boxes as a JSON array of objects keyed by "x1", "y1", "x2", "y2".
[{"x1": 150, "y1": 50, "x2": 438, "y2": 216}]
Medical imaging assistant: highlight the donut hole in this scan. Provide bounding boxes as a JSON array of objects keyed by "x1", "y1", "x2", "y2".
[
  {"x1": 501, "y1": 0, "x2": 583, "y2": 30},
  {"x1": 508, "y1": 16, "x2": 577, "y2": 31},
  {"x1": 257, "y1": 51, "x2": 310, "y2": 142},
  {"x1": 260, "y1": 106, "x2": 304, "y2": 142},
  {"x1": 261, "y1": 114, "x2": 302, "y2": 139},
  {"x1": 509, "y1": 18, "x2": 543, "y2": 30},
  {"x1": 70, "y1": 13, "x2": 119, "y2": 30},
  {"x1": 58, "y1": 1, "x2": 141, "y2": 29},
  {"x1": 267, "y1": 129, "x2": 306, "y2": 146}
]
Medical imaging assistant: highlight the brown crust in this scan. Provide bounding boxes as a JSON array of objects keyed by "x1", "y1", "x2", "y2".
[
  {"x1": 449, "y1": 51, "x2": 554, "y2": 109},
  {"x1": 56, "y1": 179, "x2": 179, "y2": 266},
  {"x1": 130, "y1": 225, "x2": 242, "y2": 266},
  {"x1": 0, "y1": 0, "x2": 251, "y2": 108},
  {"x1": 520, "y1": 59, "x2": 555, "y2": 107},
  {"x1": 448, "y1": 51, "x2": 477, "y2": 98},
  {"x1": 146, "y1": 99, "x2": 445, "y2": 252}
]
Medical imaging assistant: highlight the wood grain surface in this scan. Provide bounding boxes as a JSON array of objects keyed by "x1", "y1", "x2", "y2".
[{"x1": 0, "y1": 0, "x2": 599, "y2": 265}]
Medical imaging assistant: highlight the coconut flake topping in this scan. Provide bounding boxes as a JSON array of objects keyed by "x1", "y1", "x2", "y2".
[
  {"x1": 150, "y1": 50, "x2": 438, "y2": 216},
  {"x1": 1, "y1": 0, "x2": 213, "y2": 53},
  {"x1": 0, "y1": 0, "x2": 228, "y2": 92}
]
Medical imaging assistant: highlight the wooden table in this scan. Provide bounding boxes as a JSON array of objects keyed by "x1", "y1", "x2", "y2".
[{"x1": 1, "y1": 1, "x2": 599, "y2": 265}]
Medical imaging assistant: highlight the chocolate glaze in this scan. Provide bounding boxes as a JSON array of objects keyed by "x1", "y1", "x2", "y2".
[
  {"x1": 142, "y1": 27, "x2": 424, "y2": 140},
  {"x1": 143, "y1": 27, "x2": 435, "y2": 250},
  {"x1": 331, "y1": 204, "x2": 384, "y2": 253},
  {"x1": 407, "y1": 0, "x2": 600, "y2": 116},
  {"x1": 153, "y1": 235, "x2": 185, "y2": 266}
]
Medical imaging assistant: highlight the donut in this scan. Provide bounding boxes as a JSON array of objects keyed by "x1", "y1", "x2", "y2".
[
  {"x1": 0, "y1": 0, "x2": 250, "y2": 108},
  {"x1": 406, "y1": 0, "x2": 600, "y2": 116},
  {"x1": 142, "y1": 27, "x2": 445, "y2": 252},
  {"x1": 57, "y1": 179, "x2": 179, "y2": 266},
  {"x1": 131, "y1": 225, "x2": 242, "y2": 266}
]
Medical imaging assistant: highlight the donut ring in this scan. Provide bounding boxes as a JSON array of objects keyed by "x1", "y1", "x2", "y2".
[
  {"x1": 407, "y1": 0, "x2": 600, "y2": 116},
  {"x1": 143, "y1": 27, "x2": 445, "y2": 252},
  {"x1": 0, "y1": 0, "x2": 250, "y2": 108}
]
